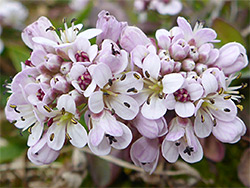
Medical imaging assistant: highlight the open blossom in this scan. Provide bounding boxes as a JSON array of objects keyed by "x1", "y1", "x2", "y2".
[
  {"x1": 88, "y1": 63, "x2": 143, "y2": 120},
  {"x1": 87, "y1": 110, "x2": 132, "y2": 156},
  {"x1": 4, "y1": 12, "x2": 248, "y2": 171},
  {"x1": 162, "y1": 117, "x2": 203, "y2": 163}
]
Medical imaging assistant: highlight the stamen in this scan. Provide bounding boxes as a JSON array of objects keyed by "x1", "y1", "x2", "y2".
[
  {"x1": 28, "y1": 127, "x2": 32, "y2": 134},
  {"x1": 120, "y1": 74, "x2": 126, "y2": 81},
  {"x1": 224, "y1": 108, "x2": 231, "y2": 112},
  {"x1": 9, "y1": 104, "x2": 17, "y2": 108},
  {"x1": 21, "y1": 116, "x2": 25, "y2": 121},
  {"x1": 236, "y1": 104, "x2": 243, "y2": 111},
  {"x1": 224, "y1": 95, "x2": 231, "y2": 100},
  {"x1": 111, "y1": 108, "x2": 115, "y2": 115},
  {"x1": 133, "y1": 73, "x2": 140, "y2": 80},
  {"x1": 66, "y1": 133, "x2": 72, "y2": 140},
  {"x1": 50, "y1": 133, "x2": 55, "y2": 141},
  {"x1": 71, "y1": 18, "x2": 77, "y2": 23},
  {"x1": 183, "y1": 146, "x2": 194, "y2": 156},
  {"x1": 127, "y1": 87, "x2": 138, "y2": 93},
  {"x1": 236, "y1": 72, "x2": 242, "y2": 79},
  {"x1": 218, "y1": 88, "x2": 224, "y2": 95},
  {"x1": 46, "y1": 26, "x2": 56, "y2": 32},
  {"x1": 158, "y1": 93, "x2": 164, "y2": 99},
  {"x1": 175, "y1": 142, "x2": 180, "y2": 146},
  {"x1": 43, "y1": 105, "x2": 52, "y2": 113},
  {"x1": 201, "y1": 115, "x2": 205, "y2": 123},
  {"x1": 124, "y1": 102, "x2": 130, "y2": 108},
  {"x1": 108, "y1": 79, "x2": 113, "y2": 86},
  {"x1": 61, "y1": 108, "x2": 65, "y2": 115},
  {"x1": 71, "y1": 117, "x2": 77, "y2": 124},
  {"x1": 145, "y1": 71, "x2": 150, "y2": 78},
  {"x1": 146, "y1": 96, "x2": 151, "y2": 105}
]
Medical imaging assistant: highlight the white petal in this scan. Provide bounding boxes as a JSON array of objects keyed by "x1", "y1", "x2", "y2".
[
  {"x1": 201, "y1": 72, "x2": 218, "y2": 95},
  {"x1": 67, "y1": 122, "x2": 88, "y2": 148},
  {"x1": 111, "y1": 71, "x2": 143, "y2": 95},
  {"x1": 161, "y1": 139, "x2": 179, "y2": 163},
  {"x1": 112, "y1": 122, "x2": 132, "y2": 150},
  {"x1": 57, "y1": 95, "x2": 76, "y2": 114},
  {"x1": 162, "y1": 73, "x2": 184, "y2": 94},
  {"x1": 77, "y1": 28, "x2": 103, "y2": 40},
  {"x1": 186, "y1": 83, "x2": 203, "y2": 101},
  {"x1": 141, "y1": 96, "x2": 167, "y2": 120},
  {"x1": 88, "y1": 91, "x2": 104, "y2": 113},
  {"x1": 47, "y1": 123, "x2": 66, "y2": 150},
  {"x1": 108, "y1": 94, "x2": 139, "y2": 120},
  {"x1": 142, "y1": 53, "x2": 161, "y2": 80},
  {"x1": 92, "y1": 63, "x2": 112, "y2": 88},
  {"x1": 175, "y1": 101, "x2": 195, "y2": 118},
  {"x1": 194, "y1": 109, "x2": 213, "y2": 138},
  {"x1": 27, "y1": 123, "x2": 44, "y2": 147},
  {"x1": 179, "y1": 137, "x2": 203, "y2": 163},
  {"x1": 32, "y1": 37, "x2": 57, "y2": 47}
]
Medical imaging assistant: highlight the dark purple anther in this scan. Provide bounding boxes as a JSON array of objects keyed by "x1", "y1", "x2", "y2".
[
  {"x1": 77, "y1": 71, "x2": 92, "y2": 90},
  {"x1": 36, "y1": 89, "x2": 45, "y2": 101},
  {"x1": 25, "y1": 60, "x2": 34, "y2": 67},
  {"x1": 75, "y1": 51, "x2": 90, "y2": 62},
  {"x1": 174, "y1": 88, "x2": 191, "y2": 102},
  {"x1": 47, "y1": 118, "x2": 53, "y2": 127}
]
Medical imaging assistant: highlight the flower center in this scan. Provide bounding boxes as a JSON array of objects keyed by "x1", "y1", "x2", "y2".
[
  {"x1": 75, "y1": 51, "x2": 90, "y2": 62},
  {"x1": 36, "y1": 89, "x2": 45, "y2": 101},
  {"x1": 77, "y1": 71, "x2": 92, "y2": 90},
  {"x1": 174, "y1": 88, "x2": 191, "y2": 102}
]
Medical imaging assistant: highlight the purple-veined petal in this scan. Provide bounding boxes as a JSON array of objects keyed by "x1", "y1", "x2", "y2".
[
  {"x1": 161, "y1": 139, "x2": 179, "y2": 163},
  {"x1": 201, "y1": 72, "x2": 218, "y2": 95},
  {"x1": 92, "y1": 63, "x2": 112, "y2": 88},
  {"x1": 89, "y1": 126, "x2": 105, "y2": 147},
  {"x1": 209, "y1": 97, "x2": 237, "y2": 122},
  {"x1": 194, "y1": 28, "x2": 217, "y2": 47},
  {"x1": 88, "y1": 91, "x2": 104, "y2": 114},
  {"x1": 177, "y1": 17, "x2": 193, "y2": 41},
  {"x1": 212, "y1": 117, "x2": 246, "y2": 143},
  {"x1": 186, "y1": 83, "x2": 203, "y2": 101},
  {"x1": 88, "y1": 136, "x2": 111, "y2": 156}
]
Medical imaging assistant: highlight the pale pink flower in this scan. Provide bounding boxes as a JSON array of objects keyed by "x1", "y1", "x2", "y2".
[
  {"x1": 130, "y1": 137, "x2": 159, "y2": 174},
  {"x1": 150, "y1": 0, "x2": 182, "y2": 15},
  {"x1": 162, "y1": 117, "x2": 203, "y2": 163},
  {"x1": 88, "y1": 63, "x2": 143, "y2": 120},
  {"x1": 87, "y1": 110, "x2": 132, "y2": 156}
]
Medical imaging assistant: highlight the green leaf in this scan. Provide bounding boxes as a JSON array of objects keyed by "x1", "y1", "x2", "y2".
[
  {"x1": 6, "y1": 45, "x2": 30, "y2": 72},
  {"x1": 212, "y1": 18, "x2": 245, "y2": 48},
  {"x1": 0, "y1": 143, "x2": 26, "y2": 163}
]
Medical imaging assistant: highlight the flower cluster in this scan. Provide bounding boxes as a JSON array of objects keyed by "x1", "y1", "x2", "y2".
[{"x1": 5, "y1": 10, "x2": 248, "y2": 173}]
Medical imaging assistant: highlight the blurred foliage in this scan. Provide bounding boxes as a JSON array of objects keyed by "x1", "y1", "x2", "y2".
[{"x1": 0, "y1": 0, "x2": 249, "y2": 187}]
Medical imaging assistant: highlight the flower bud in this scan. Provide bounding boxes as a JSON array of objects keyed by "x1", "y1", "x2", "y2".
[
  {"x1": 96, "y1": 10, "x2": 127, "y2": 45},
  {"x1": 182, "y1": 58, "x2": 195, "y2": 71},
  {"x1": 36, "y1": 74, "x2": 51, "y2": 84},
  {"x1": 189, "y1": 46, "x2": 199, "y2": 61},
  {"x1": 45, "y1": 54, "x2": 63, "y2": 72},
  {"x1": 195, "y1": 63, "x2": 207, "y2": 75},
  {"x1": 50, "y1": 74, "x2": 70, "y2": 93},
  {"x1": 60, "y1": 61, "x2": 72, "y2": 75},
  {"x1": 174, "y1": 61, "x2": 182, "y2": 72},
  {"x1": 120, "y1": 26, "x2": 151, "y2": 52},
  {"x1": 169, "y1": 39, "x2": 190, "y2": 61},
  {"x1": 215, "y1": 42, "x2": 248, "y2": 75}
]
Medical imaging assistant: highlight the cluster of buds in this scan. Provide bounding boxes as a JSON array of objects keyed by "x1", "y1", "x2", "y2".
[{"x1": 5, "y1": 10, "x2": 248, "y2": 173}]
